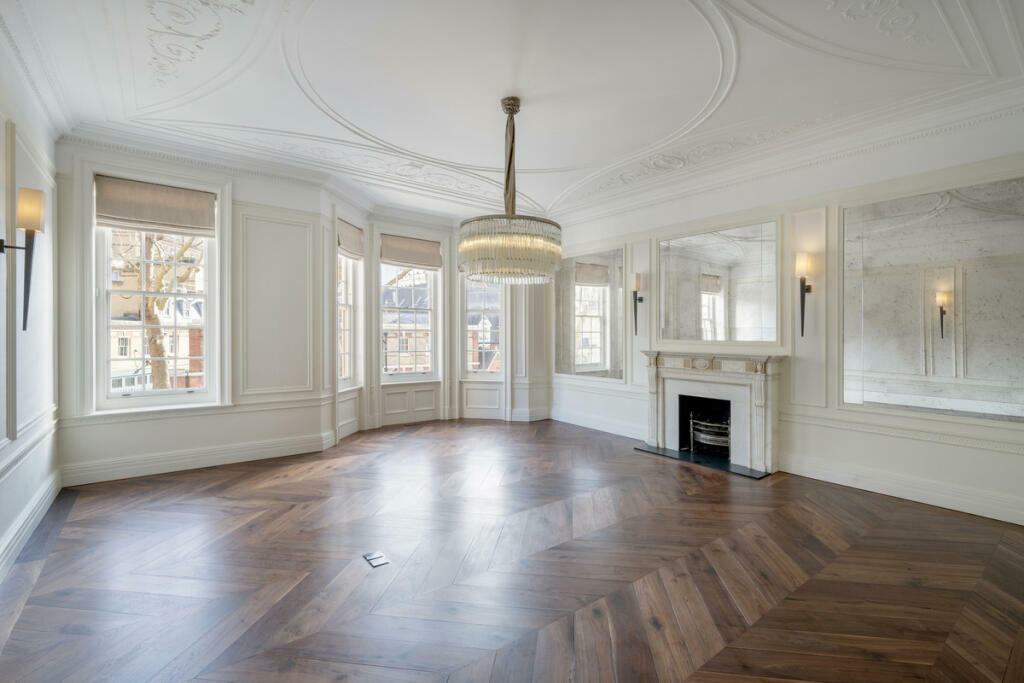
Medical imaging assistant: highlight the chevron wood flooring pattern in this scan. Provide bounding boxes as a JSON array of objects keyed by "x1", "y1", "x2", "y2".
[{"x1": 1, "y1": 419, "x2": 1021, "y2": 681}]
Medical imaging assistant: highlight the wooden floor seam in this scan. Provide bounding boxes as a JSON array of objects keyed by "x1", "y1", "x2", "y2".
[{"x1": 0, "y1": 419, "x2": 1021, "y2": 682}]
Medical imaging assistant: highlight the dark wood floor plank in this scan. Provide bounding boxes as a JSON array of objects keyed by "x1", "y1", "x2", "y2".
[{"x1": 0, "y1": 419, "x2": 1017, "y2": 682}]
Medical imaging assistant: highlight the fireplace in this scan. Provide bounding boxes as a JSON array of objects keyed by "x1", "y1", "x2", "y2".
[
  {"x1": 636, "y1": 351, "x2": 783, "y2": 479},
  {"x1": 680, "y1": 395, "x2": 731, "y2": 457}
]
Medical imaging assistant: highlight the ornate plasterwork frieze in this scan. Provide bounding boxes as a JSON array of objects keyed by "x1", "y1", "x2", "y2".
[
  {"x1": 146, "y1": 0, "x2": 254, "y2": 85},
  {"x1": 823, "y1": 0, "x2": 932, "y2": 46}
]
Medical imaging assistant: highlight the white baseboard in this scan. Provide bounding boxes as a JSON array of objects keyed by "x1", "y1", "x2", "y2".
[
  {"x1": 783, "y1": 453, "x2": 1024, "y2": 526},
  {"x1": 510, "y1": 407, "x2": 551, "y2": 422},
  {"x1": 550, "y1": 408, "x2": 647, "y2": 440},
  {"x1": 0, "y1": 471, "x2": 60, "y2": 583},
  {"x1": 337, "y1": 417, "x2": 359, "y2": 440},
  {"x1": 62, "y1": 431, "x2": 336, "y2": 486}
]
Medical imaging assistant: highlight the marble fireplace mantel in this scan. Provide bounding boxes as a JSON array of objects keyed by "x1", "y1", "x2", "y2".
[{"x1": 641, "y1": 351, "x2": 786, "y2": 475}]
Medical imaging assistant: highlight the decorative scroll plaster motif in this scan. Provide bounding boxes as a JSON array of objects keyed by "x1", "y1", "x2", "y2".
[{"x1": 147, "y1": 0, "x2": 254, "y2": 85}]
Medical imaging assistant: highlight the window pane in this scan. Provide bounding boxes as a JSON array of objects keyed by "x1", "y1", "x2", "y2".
[
  {"x1": 102, "y1": 225, "x2": 212, "y2": 399},
  {"x1": 111, "y1": 259, "x2": 141, "y2": 289},
  {"x1": 175, "y1": 297, "x2": 204, "y2": 327},
  {"x1": 111, "y1": 328, "x2": 144, "y2": 359},
  {"x1": 381, "y1": 266, "x2": 432, "y2": 375},
  {"x1": 144, "y1": 233, "x2": 177, "y2": 262},
  {"x1": 176, "y1": 264, "x2": 206, "y2": 294},
  {"x1": 111, "y1": 360, "x2": 145, "y2": 393},
  {"x1": 111, "y1": 294, "x2": 142, "y2": 324},
  {"x1": 177, "y1": 358, "x2": 205, "y2": 389},
  {"x1": 111, "y1": 229, "x2": 141, "y2": 260}
]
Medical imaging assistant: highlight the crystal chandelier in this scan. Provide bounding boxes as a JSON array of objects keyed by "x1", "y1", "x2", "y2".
[{"x1": 458, "y1": 97, "x2": 561, "y2": 284}]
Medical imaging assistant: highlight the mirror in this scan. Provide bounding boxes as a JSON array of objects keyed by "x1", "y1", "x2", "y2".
[
  {"x1": 555, "y1": 248, "x2": 625, "y2": 378},
  {"x1": 844, "y1": 176, "x2": 1024, "y2": 419},
  {"x1": 659, "y1": 221, "x2": 777, "y2": 342}
]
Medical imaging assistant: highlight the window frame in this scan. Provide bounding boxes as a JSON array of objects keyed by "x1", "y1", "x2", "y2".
[
  {"x1": 337, "y1": 251, "x2": 358, "y2": 389},
  {"x1": 379, "y1": 263, "x2": 438, "y2": 381},
  {"x1": 462, "y1": 277, "x2": 503, "y2": 376},
  {"x1": 574, "y1": 283, "x2": 609, "y2": 371},
  {"x1": 88, "y1": 166, "x2": 229, "y2": 413}
]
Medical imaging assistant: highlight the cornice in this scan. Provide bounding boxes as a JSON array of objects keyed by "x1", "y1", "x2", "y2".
[
  {"x1": 553, "y1": 86, "x2": 1024, "y2": 229},
  {"x1": 0, "y1": 1, "x2": 72, "y2": 135},
  {"x1": 59, "y1": 124, "x2": 334, "y2": 188}
]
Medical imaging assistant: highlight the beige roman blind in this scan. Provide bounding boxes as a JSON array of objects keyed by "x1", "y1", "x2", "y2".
[
  {"x1": 700, "y1": 273, "x2": 722, "y2": 293},
  {"x1": 95, "y1": 175, "x2": 216, "y2": 237},
  {"x1": 337, "y1": 219, "x2": 364, "y2": 260},
  {"x1": 574, "y1": 262, "x2": 609, "y2": 286},
  {"x1": 380, "y1": 234, "x2": 442, "y2": 270}
]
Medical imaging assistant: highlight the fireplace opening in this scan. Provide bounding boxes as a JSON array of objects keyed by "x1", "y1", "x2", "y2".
[{"x1": 679, "y1": 395, "x2": 731, "y2": 461}]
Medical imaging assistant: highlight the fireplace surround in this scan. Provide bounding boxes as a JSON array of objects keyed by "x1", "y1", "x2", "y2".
[{"x1": 636, "y1": 351, "x2": 784, "y2": 478}]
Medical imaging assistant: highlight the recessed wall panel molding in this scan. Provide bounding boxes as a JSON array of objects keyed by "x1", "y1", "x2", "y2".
[
  {"x1": 237, "y1": 209, "x2": 314, "y2": 396},
  {"x1": 790, "y1": 208, "x2": 827, "y2": 408},
  {"x1": 843, "y1": 175, "x2": 1024, "y2": 418}
]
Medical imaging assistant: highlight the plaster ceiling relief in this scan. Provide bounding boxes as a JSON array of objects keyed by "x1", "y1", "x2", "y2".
[
  {"x1": 121, "y1": 0, "x2": 279, "y2": 114},
  {"x1": 289, "y1": 0, "x2": 735, "y2": 172},
  {"x1": 552, "y1": 111, "x2": 847, "y2": 211},
  {"x1": 723, "y1": 0, "x2": 995, "y2": 75}
]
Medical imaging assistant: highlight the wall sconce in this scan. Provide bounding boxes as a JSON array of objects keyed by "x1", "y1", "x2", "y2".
[
  {"x1": 794, "y1": 252, "x2": 812, "y2": 337},
  {"x1": 936, "y1": 291, "x2": 949, "y2": 339},
  {"x1": 2, "y1": 188, "x2": 44, "y2": 331},
  {"x1": 632, "y1": 272, "x2": 646, "y2": 336}
]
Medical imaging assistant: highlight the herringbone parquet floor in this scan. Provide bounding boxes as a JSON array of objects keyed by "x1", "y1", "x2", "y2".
[{"x1": 1, "y1": 420, "x2": 1022, "y2": 682}]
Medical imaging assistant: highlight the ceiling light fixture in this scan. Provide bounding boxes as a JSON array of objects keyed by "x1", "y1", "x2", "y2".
[{"x1": 458, "y1": 97, "x2": 561, "y2": 284}]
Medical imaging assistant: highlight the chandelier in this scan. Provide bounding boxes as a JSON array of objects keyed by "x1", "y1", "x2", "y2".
[{"x1": 458, "y1": 97, "x2": 561, "y2": 284}]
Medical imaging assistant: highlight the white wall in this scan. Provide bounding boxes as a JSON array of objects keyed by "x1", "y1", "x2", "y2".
[
  {"x1": 56, "y1": 142, "x2": 339, "y2": 485},
  {"x1": 551, "y1": 116, "x2": 1024, "y2": 525},
  {"x1": 0, "y1": 39, "x2": 61, "y2": 578}
]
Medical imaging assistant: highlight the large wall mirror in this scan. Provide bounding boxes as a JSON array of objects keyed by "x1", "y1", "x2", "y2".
[
  {"x1": 659, "y1": 221, "x2": 777, "y2": 342},
  {"x1": 844, "y1": 176, "x2": 1024, "y2": 419},
  {"x1": 555, "y1": 248, "x2": 625, "y2": 379}
]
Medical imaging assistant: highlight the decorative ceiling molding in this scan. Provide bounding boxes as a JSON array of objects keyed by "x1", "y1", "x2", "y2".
[
  {"x1": 280, "y1": 0, "x2": 738, "y2": 175},
  {"x1": 822, "y1": 0, "x2": 932, "y2": 46},
  {"x1": 145, "y1": 0, "x2": 254, "y2": 85},
  {"x1": 719, "y1": 0, "x2": 993, "y2": 76},
  {"x1": 552, "y1": 113, "x2": 845, "y2": 212},
  {"x1": 556, "y1": 93, "x2": 1024, "y2": 229},
  {"x1": 0, "y1": 1, "x2": 72, "y2": 137}
]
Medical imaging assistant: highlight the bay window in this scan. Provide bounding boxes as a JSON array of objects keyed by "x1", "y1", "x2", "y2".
[{"x1": 379, "y1": 234, "x2": 442, "y2": 379}]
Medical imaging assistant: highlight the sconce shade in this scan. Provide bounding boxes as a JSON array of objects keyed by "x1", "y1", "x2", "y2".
[
  {"x1": 935, "y1": 291, "x2": 949, "y2": 307},
  {"x1": 15, "y1": 188, "x2": 44, "y2": 233},
  {"x1": 633, "y1": 272, "x2": 646, "y2": 291},
  {"x1": 794, "y1": 252, "x2": 809, "y2": 278}
]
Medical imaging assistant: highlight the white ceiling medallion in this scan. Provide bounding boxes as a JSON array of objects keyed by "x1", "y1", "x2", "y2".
[{"x1": 459, "y1": 97, "x2": 562, "y2": 285}]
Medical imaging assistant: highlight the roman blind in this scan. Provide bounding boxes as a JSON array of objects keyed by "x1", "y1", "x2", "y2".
[
  {"x1": 574, "y1": 262, "x2": 609, "y2": 286},
  {"x1": 380, "y1": 234, "x2": 442, "y2": 270},
  {"x1": 337, "y1": 219, "x2": 364, "y2": 260},
  {"x1": 700, "y1": 273, "x2": 722, "y2": 293},
  {"x1": 95, "y1": 175, "x2": 216, "y2": 237}
]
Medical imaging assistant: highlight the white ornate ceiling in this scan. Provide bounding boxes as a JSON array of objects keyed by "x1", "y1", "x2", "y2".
[{"x1": 4, "y1": 0, "x2": 1024, "y2": 221}]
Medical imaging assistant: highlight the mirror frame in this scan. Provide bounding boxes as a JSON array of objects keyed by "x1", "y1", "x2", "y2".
[{"x1": 650, "y1": 215, "x2": 787, "y2": 356}]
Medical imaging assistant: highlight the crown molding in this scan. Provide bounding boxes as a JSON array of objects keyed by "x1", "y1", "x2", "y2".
[
  {"x1": 552, "y1": 82, "x2": 1024, "y2": 229},
  {"x1": 59, "y1": 123, "x2": 339, "y2": 188},
  {"x1": 0, "y1": 1, "x2": 73, "y2": 137},
  {"x1": 369, "y1": 205, "x2": 458, "y2": 232}
]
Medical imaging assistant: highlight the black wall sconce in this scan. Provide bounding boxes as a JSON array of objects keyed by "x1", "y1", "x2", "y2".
[
  {"x1": 2, "y1": 188, "x2": 44, "y2": 331},
  {"x1": 795, "y1": 252, "x2": 812, "y2": 337},
  {"x1": 632, "y1": 272, "x2": 645, "y2": 335},
  {"x1": 936, "y1": 291, "x2": 949, "y2": 339}
]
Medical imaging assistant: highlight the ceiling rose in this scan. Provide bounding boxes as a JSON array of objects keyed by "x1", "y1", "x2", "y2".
[{"x1": 458, "y1": 97, "x2": 562, "y2": 285}]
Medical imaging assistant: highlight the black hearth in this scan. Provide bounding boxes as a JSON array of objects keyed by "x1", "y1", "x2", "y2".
[{"x1": 634, "y1": 393, "x2": 767, "y2": 479}]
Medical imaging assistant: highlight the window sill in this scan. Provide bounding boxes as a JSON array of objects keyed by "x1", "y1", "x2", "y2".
[
  {"x1": 90, "y1": 400, "x2": 229, "y2": 419},
  {"x1": 381, "y1": 376, "x2": 441, "y2": 386},
  {"x1": 338, "y1": 385, "x2": 362, "y2": 396}
]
